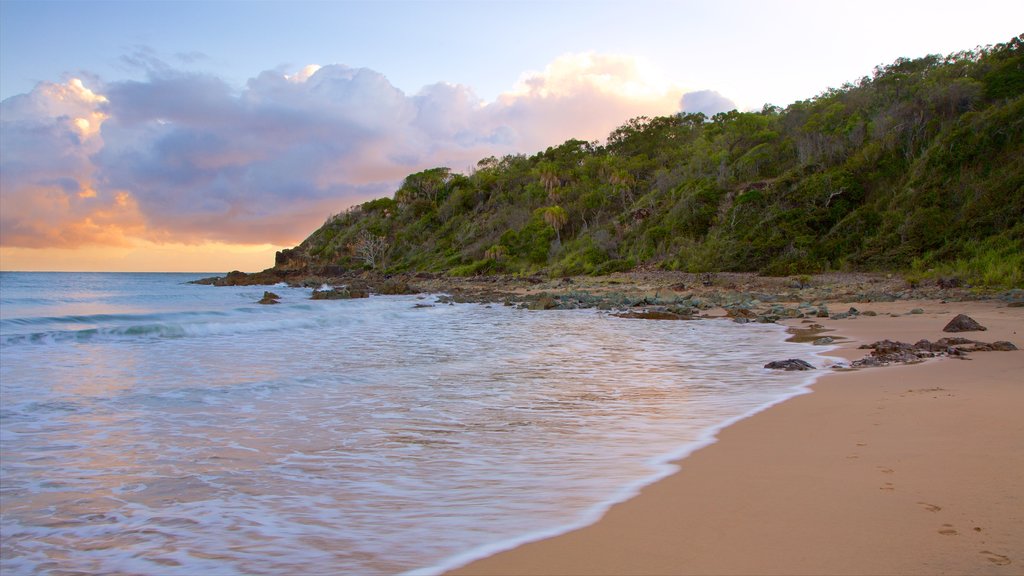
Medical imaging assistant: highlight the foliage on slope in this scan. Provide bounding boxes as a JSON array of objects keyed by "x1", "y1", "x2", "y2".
[{"x1": 282, "y1": 35, "x2": 1024, "y2": 287}]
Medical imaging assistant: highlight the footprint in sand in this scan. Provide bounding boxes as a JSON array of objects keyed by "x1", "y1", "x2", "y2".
[
  {"x1": 880, "y1": 482, "x2": 895, "y2": 491},
  {"x1": 918, "y1": 502, "x2": 942, "y2": 512},
  {"x1": 878, "y1": 467, "x2": 895, "y2": 474},
  {"x1": 939, "y1": 524, "x2": 958, "y2": 536},
  {"x1": 980, "y1": 551, "x2": 1011, "y2": 566}
]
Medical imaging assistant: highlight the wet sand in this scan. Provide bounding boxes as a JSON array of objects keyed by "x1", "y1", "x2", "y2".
[{"x1": 449, "y1": 300, "x2": 1023, "y2": 575}]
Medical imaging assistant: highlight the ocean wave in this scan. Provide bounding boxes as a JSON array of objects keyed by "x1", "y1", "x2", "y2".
[{"x1": 0, "y1": 314, "x2": 333, "y2": 345}]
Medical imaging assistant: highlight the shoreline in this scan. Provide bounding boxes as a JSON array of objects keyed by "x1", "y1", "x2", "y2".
[
  {"x1": 444, "y1": 299, "x2": 1023, "y2": 575},
  {"x1": 411, "y1": 318, "x2": 827, "y2": 576}
]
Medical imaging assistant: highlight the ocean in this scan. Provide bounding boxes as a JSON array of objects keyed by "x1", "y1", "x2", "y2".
[{"x1": 0, "y1": 272, "x2": 825, "y2": 575}]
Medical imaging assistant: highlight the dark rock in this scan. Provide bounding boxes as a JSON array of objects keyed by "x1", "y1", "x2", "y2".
[
  {"x1": 726, "y1": 307, "x2": 757, "y2": 319},
  {"x1": 257, "y1": 291, "x2": 280, "y2": 305},
  {"x1": 613, "y1": 310, "x2": 693, "y2": 320},
  {"x1": 909, "y1": 308, "x2": 924, "y2": 314},
  {"x1": 943, "y1": 314, "x2": 987, "y2": 332},
  {"x1": 311, "y1": 287, "x2": 368, "y2": 300},
  {"x1": 937, "y1": 276, "x2": 962, "y2": 289},
  {"x1": 764, "y1": 359, "x2": 815, "y2": 371},
  {"x1": 528, "y1": 295, "x2": 558, "y2": 310},
  {"x1": 377, "y1": 278, "x2": 417, "y2": 295},
  {"x1": 968, "y1": 341, "x2": 1018, "y2": 352},
  {"x1": 813, "y1": 337, "x2": 835, "y2": 345}
]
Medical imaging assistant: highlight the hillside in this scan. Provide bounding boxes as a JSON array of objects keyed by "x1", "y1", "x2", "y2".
[{"x1": 273, "y1": 35, "x2": 1023, "y2": 288}]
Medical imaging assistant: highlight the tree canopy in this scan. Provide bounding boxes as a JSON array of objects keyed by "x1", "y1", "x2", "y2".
[{"x1": 288, "y1": 35, "x2": 1024, "y2": 287}]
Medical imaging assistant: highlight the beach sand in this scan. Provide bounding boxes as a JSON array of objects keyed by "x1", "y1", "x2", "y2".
[{"x1": 449, "y1": 300, "x2": 1023, "y2": 575}]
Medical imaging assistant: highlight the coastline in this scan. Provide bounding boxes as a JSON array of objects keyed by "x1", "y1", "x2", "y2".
[{"x1": 445, "y1": 299, "x2": 1024, "y2": 575}]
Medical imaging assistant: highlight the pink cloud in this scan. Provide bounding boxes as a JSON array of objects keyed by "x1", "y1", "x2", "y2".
[{"x1": 1, "y1": 53, "x2": 693, "y2": 250}]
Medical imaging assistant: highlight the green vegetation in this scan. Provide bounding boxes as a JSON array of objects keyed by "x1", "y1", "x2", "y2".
[{"x1": 286, "y1": 36, "x2": 1024, "y2": 288}]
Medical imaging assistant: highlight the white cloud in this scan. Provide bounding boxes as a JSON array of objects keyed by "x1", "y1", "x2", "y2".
[{"x1": 680, "y1": 90, "x2": 737, "y2": 116}]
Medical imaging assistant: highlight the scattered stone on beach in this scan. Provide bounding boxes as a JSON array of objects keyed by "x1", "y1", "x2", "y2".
[
  {"x1": 257, "y1": 291, "x2": 281, "y2": 304},
  {"x1": 943, "y1": 313, "x2": 987, "y2": 332},
  {"x1": 909, "y1": 308, "x2": 925, "y2": 314},
  {"x1": 765, "y1": 359, "x2": 815, "y2": 371},
  {"x1": 850, "y1": 336, "x2": 1016, "y2": 368},
  {"x1": 813, "y1": 337, "x2": 835, "y2": 345}
]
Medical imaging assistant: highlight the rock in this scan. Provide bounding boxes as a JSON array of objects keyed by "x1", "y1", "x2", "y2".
[
  {"x1": 378, "y1": 278, "x2": 417, "y2": 295},
  {"x1": 968, "y1": 341, "x2": 1018, "y2": 352},
  {"x1": 862, "y1": 310, "x2": 878, "y2": 316},
  {"x1": 764, "y1": 359, "x2": 815, "y2": 371},
  {"x1": 613, "y1": 310, "x2": 692, "y2": 320},
  {"x1": 257, "y1": 291, "x2": 280, "y2": 304},
  {"x1": 528, "y1": 295, "x2": 558, "y2": 310},
  {"x1": 813, "y1": 337, "x2": 835, "y2": 345},
  {"x1": 726, "y1": 307, "x2": 757, "y2": 319},
  {"x1": 909, "y1": 308, "x2": 924, "y2": 314},
  {"x1": 311, "y1": 287, "x2": 367, "y2": 300},
  {"x1": 942, "y1": 314, "x2": 987, "y2": 332}
]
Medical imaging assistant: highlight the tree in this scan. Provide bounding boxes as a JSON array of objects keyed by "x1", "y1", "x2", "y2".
[
  {"x1": 396, "y1": 167, "x2": 454, "y2": 206},
  {"x1": 543, "y1": 206, "x2": 568, "y2": 244},
  {"x1": 353, "y1": 230, "x2": 389, "y2": 269},
  {"x1": 536, "y1": 161, "x2": 561, "y2": 201}
]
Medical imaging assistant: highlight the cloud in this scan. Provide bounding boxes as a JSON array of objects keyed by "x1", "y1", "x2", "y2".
[
  {"x1": 1, "y1": 53, "x2": 688, "y2": 251},
  {"x1": 680, "y1": 90, "x2": 737, "y2": 115}
]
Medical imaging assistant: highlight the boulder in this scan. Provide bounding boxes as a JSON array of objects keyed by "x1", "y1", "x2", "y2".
[
  {"x1": 764, "y1": 359, "x2": 815, "y2": 371},
  {"x1": 257, "y1": 291, "x2": 280, "y2": 305},
  {"x1": 942, "y1": 314, "x2": 987, "y2": 332},
  {"x1": 311, "y1": 287, "x2": 367, "y2": 300}
]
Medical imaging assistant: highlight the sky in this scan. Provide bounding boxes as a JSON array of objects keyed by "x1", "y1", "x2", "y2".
[{"x1": 1, "y1": 1, "x2": 1021, "y2": 272}]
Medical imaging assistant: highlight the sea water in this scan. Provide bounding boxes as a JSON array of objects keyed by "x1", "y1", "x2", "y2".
[{"x1": 0, "y1": 272, "x2": 825, "y2": 575}]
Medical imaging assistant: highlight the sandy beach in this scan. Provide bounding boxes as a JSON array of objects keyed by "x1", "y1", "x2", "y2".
[{"x1": 449, "y1": 299, "x2": 1023, "y2": 575}]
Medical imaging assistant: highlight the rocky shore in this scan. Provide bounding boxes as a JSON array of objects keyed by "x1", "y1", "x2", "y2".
[
  {"x1": 195, "y1": 269, "x2": 1023, "y2": 316},
  {"x1": 195, "y1": 269, "x2": 1022, "y2": 372}
]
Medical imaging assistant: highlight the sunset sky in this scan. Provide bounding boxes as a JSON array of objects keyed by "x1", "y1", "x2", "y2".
[{"x1": 1, "y1": 0, "x2": 1021, "y2": 272}]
